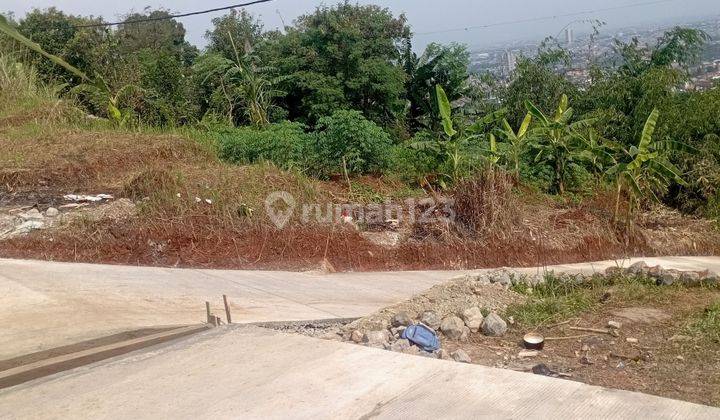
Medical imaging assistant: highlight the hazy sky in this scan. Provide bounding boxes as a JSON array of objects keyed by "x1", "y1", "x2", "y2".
[{"x1": 4, "y1": 0, "x2": 719, "y2": 49}]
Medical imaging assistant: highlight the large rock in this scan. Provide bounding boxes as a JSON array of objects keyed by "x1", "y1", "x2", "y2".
[
  {"x1": 18, "y1": 208, "x2": 44, "y2": 221},
  {"x1": 390, "y1": 338, "x2": 411, "y2": 352},
  {"x1": 481, "y1": 313, "x2": 508, "y2": 337},
  {"x1": 440, "y1": 316, "x2": 465, "y2": 340},
  {"x1": 437, "y1": 349, "x2": 450, "y2": 360},
  {"x1": 350, "y1": 330, "x2": 363, "y2": 343},
  {"x1": 524, "y1": 273, "x2": 545, "y2": 286},
  {"x1": 658, "y1": 269, "x2": 682, "y2": 286},
  {"x1": 461, "y1": 307, "x2": 484, "y2": 332},
  {"x1": 489, "y1": 269, "x2": 513, "y2": 286},
  {"x1": 451, "y1": 349, "x2": 472, "y2": 363},
  {"x1": 420, "y1": 311, "x2": 441, "y2": 330},
  {"x1": 647, "y1": 265, "x2": 665, "y2": 279},
  {"x1": 363, "y1": 330, "x2": 390, "y2": 348},
  {"x1": 679, "y1": 271, "x2": 701, "y2": 285},
  {"x1": 460, "y1": 326, "x2": 471, "y2": 342},
  {"x1": 11, "y1": 220, "x2": 45, "y2": 236},
  {"x1": 390, "y1": 326, "x2": 406, "y2": 338},
  {"x1": 703, "y1": 271, "x2": 720, "y2": 284},
  {"x1": 391, "y1": 312, "x2": 413, "y2": 328},
  {"x1": 625, "y1": 261, "x2": 648, "y2": 276},
  {"x1": 402, "y1": 346, "x2": 421, "y2": 356}
]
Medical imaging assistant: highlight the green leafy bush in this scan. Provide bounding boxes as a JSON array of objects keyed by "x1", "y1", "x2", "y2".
[
  {"x1": 388, "y1": 143, "x2": 439, "y2": 183},
  {"x1": 313, "y1": 110, "x2": 393, "y2": 176},
  {"x1": 217, "y1": 121, "x2": 313, "y2": 170},
  {"x1": 388, "y1": 130, "x2": 444, "y2": 183}
]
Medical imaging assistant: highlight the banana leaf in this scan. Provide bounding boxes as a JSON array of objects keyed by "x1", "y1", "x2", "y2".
[
  {"x1": 435, "y1": 85, "x2": 456, "y2": 138},
  {"x1": 0, "y1": 14, "x2": 89, "y2": 81}
]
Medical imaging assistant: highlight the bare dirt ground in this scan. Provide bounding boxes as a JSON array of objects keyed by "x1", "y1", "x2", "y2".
[
  {"x1": 325, "y1": 270, "x2": 720, "y2": 407},
  {"x1": 444, "y1": 294, "x2": 720, "y2": 407}
]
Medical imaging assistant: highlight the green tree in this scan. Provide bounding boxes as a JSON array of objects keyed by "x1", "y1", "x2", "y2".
[
  {"x1": 410, "y1": 85, "x2": 505, "y2": 187},
  {"x1": 194, "y1": 32, "x2": 281, "y2": 127},
  {"x1": 116, "y1": 9, "x2": 198, "y2": 64},
  {"x1": 205, "y1": 9, "x2": 263, "y2": 62},
  {"x1": 496, "y1": 114, "x2": 533, "y2": 180},
  {"x1": 579, "y1": 27, "x2": 709, "y2": 147},
  {"x1": 502, "y1": 40, "x2": 578, "y2": 128},
  {"x1": 405, "y1": 42, "x2": 470, "y2": 131},
  {"x1": 265, "y1": 1, "x2": 411, "y2": 125},
  {"x1": 661, "y1": 88, "x2": 720, "y2": 215},
  {"x1": 314, "y1": 110, "x2": 393, "y2": 176},
  {"x1": 15, "y1": 8, "x2": 118, "y2": 85},
  {"x1": 16, "y1": 8, "x2": 77, "y2": 81}
]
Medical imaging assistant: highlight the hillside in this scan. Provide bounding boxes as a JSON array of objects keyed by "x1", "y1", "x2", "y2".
[
  {"x1": 1, "y1": 5, "x2": 719, "y2": 271},
  {"x1": 1, "y1": 101, "x2": 717, "y2": 271}
]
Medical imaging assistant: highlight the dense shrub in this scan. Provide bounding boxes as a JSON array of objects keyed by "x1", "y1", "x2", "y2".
[
  {"x1": 389, "y1": 144, "x2": 439, "y2": 183},
  {"x1": 313, "y1": 110, "x2": 393, "y2": 176},
  {"x1": 386, "y1": 130, "x2": 443, "y2": 182},
  {"x1": 217, "y1": 122, "x2": 313, "y2": 170}
]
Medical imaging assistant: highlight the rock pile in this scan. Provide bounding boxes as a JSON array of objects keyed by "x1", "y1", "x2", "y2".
[
  {"x1": 0, "y1": 198, "x2": 138, "y2": 240},
  {"x1": 0, "y1": 207, "x2": 61, "y2": 239},
  {"x1": 483, "y1": 262, "x2": 719, "y2": 288},
  {"x1": 604, "y1": 261, "x2": 719, "y2": 286},
  {"x1": 340, "y1": 261, "x2": 718, "y2": 364},
  {"x1": 347, "y1": 306, "x2": 511, "y2": 363}
]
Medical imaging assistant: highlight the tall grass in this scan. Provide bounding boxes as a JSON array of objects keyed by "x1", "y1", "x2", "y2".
[
  {"x1": 0, "y1": 52, "x2": 84, "y2": 129},
  {"x1": 0, "y1": 53, "x2": 54, "y2": 106}
]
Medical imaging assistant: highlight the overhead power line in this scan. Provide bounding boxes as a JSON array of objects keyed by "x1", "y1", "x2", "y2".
[
  {"x1": 415, "y1": 0, "x2": 675, "y2": 36},
  {"x1": 73, "y1": 0, "x2": 274, "y2": 28}
]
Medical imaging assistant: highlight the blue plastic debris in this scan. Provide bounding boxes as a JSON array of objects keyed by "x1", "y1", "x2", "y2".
[{"x1": 401, "y1": 323, "x2": 440, "y2": 352}]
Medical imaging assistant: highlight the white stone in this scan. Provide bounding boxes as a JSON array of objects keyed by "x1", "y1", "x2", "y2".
[{"x1": 461, "y1": 307, "x2": 484, "y2": 332}]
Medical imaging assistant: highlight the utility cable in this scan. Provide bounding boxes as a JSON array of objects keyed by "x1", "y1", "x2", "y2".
[{"x1": 73, "y1": 0, "x2": 274, "y2": 28}]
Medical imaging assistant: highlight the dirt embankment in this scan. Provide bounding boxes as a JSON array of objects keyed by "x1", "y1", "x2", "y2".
[{"x1": 1, "y1": 127, "x2": 718, "y2": 271}]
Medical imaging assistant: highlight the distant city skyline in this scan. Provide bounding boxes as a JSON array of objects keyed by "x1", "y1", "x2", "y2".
[{"x1": 3, "y1": 0, "x2": 719, "y2": 50}]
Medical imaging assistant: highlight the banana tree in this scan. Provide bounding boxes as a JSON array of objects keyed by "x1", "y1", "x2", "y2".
[
  {"x1": 495, "y1": 113, "x2": 532, "y2": 180},
  {"x1": 525, "y1": 94, "x2": 593, "y2": 195},
  {"x1": 575, "y1": 128, "x2": 620, "y2": 185},
  {"x1": 436, "y1": 83, "x2": 463, "y2": 184},
  {"x1": 608, "y1": 108, "x2": 693, "y2": 226},
  {"x1": 432, "y1": 85, "x2": 504, "y2": 185},
  {"x1": 71, "y1": 77, "x2": 144, "y2": 127}
]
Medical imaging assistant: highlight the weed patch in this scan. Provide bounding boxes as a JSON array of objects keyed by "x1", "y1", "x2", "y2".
[
  {"x1": 686, "y1": 301, "x2": 720, "y2": 343},
  {"x1": 506, "y1": 274, "x2": 692, "y2": 328}
]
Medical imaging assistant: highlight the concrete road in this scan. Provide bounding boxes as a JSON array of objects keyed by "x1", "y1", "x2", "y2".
[
  {"x1": 1, "y1": 326, "x2": 718, "y2": 419},
  {"x1": 1, "y1": 256, "x2": 719, "y2": 359}
]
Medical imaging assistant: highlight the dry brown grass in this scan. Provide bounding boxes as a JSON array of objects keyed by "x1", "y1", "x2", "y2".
[{"x1": 453, "y1": 170, "x2": 519, "y2": 234}]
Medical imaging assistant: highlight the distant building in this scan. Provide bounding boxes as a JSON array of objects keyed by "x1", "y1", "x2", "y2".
[
  {"x1": 565, "y1": 28, "x2": 574, "y2": 46},
  {"x1": 503, "y1": 50, "x2": 517, "y2": 76}
]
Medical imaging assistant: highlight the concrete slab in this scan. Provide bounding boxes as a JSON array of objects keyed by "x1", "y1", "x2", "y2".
[
  {"x1": 0, "y1": 326, "x2": 717, "y2": 419},
  {"x1": 1, "y1": 256, "x2": 719, "y2": 359}
]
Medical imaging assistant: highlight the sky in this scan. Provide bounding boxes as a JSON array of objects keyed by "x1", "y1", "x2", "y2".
[{"x1": 3, "y1": 0, "x2": 719, "y2": 50}]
